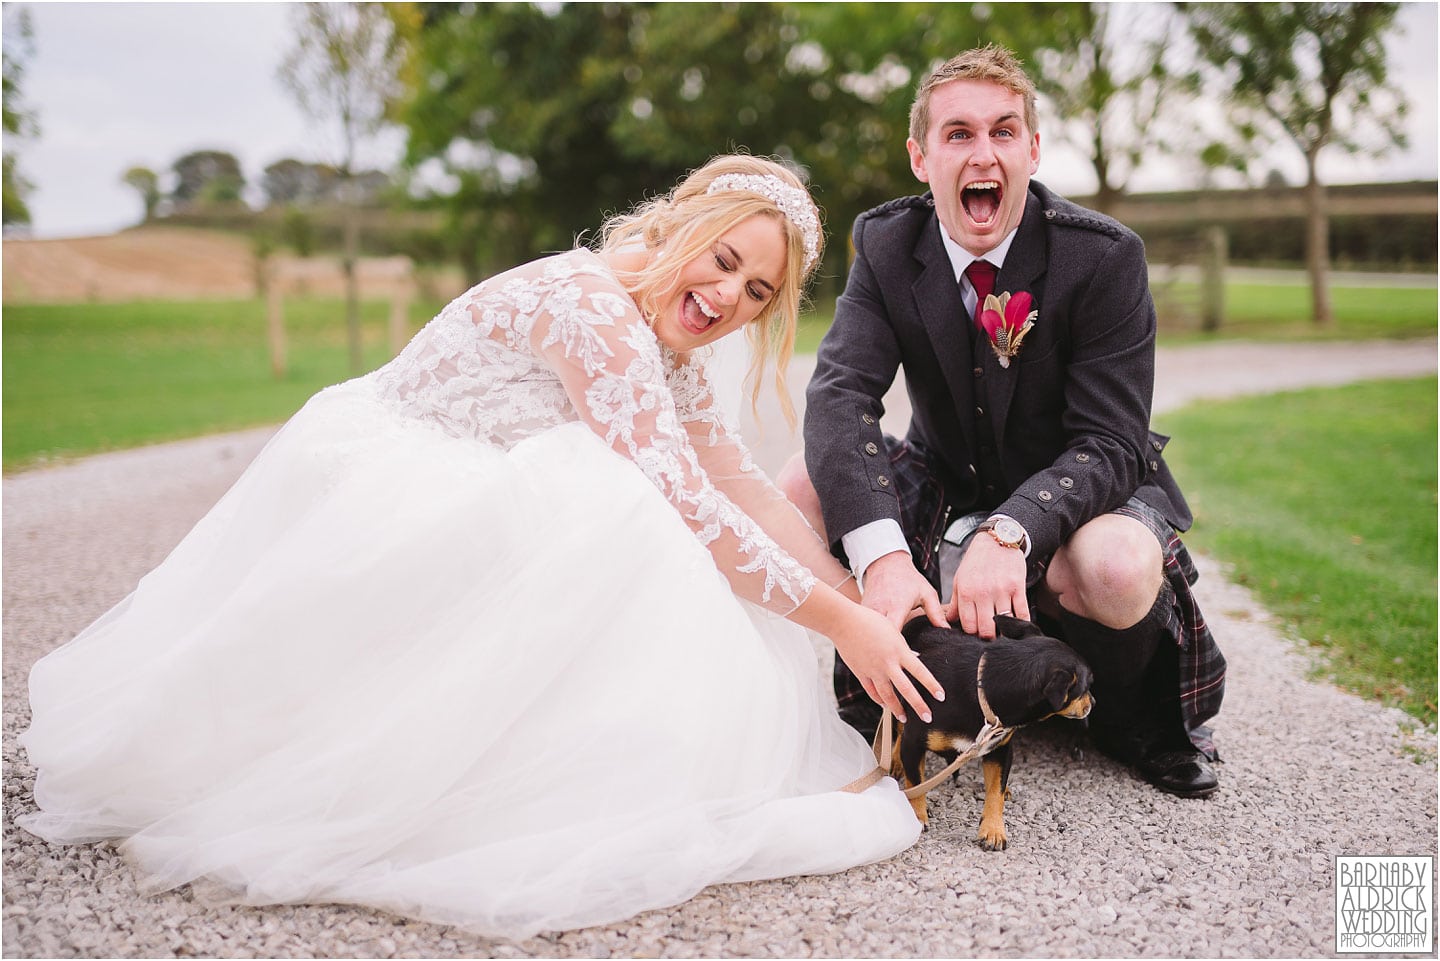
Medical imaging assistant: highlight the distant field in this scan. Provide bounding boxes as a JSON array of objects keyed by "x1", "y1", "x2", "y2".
[
  {"x1": 795, "y1": 280, "x2": 1438, "y2": 353},
  {"x1": 3, "y1": 298, "x2": 442, "y2": 470}
]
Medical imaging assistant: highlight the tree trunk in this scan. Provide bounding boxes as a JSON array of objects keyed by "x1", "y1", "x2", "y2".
[
  {"x1": 343, "y1": 183, "x2": 363, "y2": 373},
  {"x1": 1303, "y1": 148, "x2": 1333, "y2": 328}
]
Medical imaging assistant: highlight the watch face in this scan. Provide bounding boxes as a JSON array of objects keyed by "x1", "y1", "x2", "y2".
[{"x1": 993, "y1": 518, "x2": 1024, "y2": 544}]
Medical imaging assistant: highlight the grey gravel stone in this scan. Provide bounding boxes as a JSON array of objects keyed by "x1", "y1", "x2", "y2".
[{"x1": 4, "y1": 340, "x2": 1436, "y2": 958}]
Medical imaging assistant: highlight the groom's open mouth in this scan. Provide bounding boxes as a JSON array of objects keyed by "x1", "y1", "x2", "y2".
[
  {"x1": 962, "y1": 181, "x2": 1002, "y2": 226},
  {"x1": 680, "y1": 291, "x2": 723, "y2": 335}
]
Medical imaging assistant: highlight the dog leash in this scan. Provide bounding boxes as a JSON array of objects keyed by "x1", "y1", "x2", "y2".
[{"x1": 840, "y1": 650, "x2": 1015, "y2": 798}]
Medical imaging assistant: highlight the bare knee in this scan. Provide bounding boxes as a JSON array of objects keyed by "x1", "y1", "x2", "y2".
[{"x1": 1045, "y1": 515, "x2": 1163, "y2": 628}]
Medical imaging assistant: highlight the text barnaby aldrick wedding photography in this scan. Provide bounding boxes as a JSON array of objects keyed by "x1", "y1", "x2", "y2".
[{"x1": 1336, "y1": 856, "x2": 1434, "y2": 954}]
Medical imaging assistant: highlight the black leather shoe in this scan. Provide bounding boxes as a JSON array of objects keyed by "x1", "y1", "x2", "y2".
[
  {"x1": 1091, "y1": 727, "x2": 1219, "y2": 798},
  {"x1": 1132, "y1": 747, "x2": 1219, "y2": 798}
]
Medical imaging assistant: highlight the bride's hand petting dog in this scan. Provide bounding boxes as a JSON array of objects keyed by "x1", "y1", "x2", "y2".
[{"x1": 893, "y1": 615, "x2": 1093, "y2": 850}]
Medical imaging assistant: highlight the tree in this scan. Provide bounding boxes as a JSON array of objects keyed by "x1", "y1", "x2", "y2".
[
  {"x1": 261, "y1": 158, "x2": 343, "y2": 206},
  {"x1": 170, "y1": 150, "x2": 245, "y2": 209},
  {"x1": 280, "y1": 1, "x2": 407, "y2": 373},
  {"x1": 1184, "y1": 2, "x2": 1408, "y2": 326},
  {"x1": 121, "y1": 166, "x2": 161, "y2": 221},
  {"x1": 394, "y1": 3, "x2": 1009, "y2": 285},
  {"x1": 3, "y1": 5, "x2": 38, "y2": 229},
  {"x1": 1025, "y1": 3, "x2": 1200, "y2": 213}
]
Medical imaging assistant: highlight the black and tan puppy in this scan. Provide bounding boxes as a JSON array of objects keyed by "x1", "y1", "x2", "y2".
[{"x1": 893, "y1": 615, "x2": 1093, "y2": 850}]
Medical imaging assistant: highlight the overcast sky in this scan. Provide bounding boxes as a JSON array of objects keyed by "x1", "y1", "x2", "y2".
[{"x1": 7, "y1": 1, "x2": 1438, "y2": 240}]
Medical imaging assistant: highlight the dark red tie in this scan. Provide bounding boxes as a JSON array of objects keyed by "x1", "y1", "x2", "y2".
[{"x1": 965, "y1": 260, "x2": 997, "y2": 327}]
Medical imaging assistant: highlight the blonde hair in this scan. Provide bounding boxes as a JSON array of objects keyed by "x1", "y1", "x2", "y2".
[
  {"x1": 595, "y1": 154, "x2": 824, "y2": 428},
  {"x1": 909, "y1": 44, "x2": 1038, "y2": 148}
]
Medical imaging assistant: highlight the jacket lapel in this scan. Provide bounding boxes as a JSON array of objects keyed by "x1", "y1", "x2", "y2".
[
  {"x1": 911, "y1": 213, "x2": 979, "y2": 456},
  {"x1": 988, "y1": 190, "x2": 1048, "y2": 453}
]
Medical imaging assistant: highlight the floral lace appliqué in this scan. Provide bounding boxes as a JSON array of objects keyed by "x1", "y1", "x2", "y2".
[{"x1": 368, "y1": 249, "x2": 815, "y2": 613}]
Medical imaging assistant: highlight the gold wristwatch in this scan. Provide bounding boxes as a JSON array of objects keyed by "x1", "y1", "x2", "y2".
[{"x1": 977, "y1": 516, "x2": 1028, "y2": 552}]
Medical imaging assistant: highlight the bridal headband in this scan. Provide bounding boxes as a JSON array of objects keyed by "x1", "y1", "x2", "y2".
[{"x1": 705, "y1": 174, "x2": 821, "y2": 273}]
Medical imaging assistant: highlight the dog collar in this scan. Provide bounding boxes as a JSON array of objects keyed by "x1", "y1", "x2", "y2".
[{"x1": 975, "y1": 649, "x2": 1003, "y2": 730}]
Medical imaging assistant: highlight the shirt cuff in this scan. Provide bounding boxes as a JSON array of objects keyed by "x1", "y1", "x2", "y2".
[{"x1": 841, "y1": 519, "x2": 910, "y2": 591}]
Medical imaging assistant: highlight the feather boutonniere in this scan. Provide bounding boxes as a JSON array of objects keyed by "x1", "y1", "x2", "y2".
[{"x1": 978, "y1": 290, "x2": 1037, "y2": 368}]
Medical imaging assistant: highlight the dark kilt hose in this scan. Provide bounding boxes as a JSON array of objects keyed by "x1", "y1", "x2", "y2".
[{"x1": 807, "y1": 183, "x2": 1226, "y2": 764}]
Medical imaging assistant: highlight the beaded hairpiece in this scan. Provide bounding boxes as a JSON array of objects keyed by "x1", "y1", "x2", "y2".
[{"x1": 704, "y1": 173, "x2": 821, "y2": 273}]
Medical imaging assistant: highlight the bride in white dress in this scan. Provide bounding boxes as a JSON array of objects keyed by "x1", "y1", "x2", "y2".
[{"x1": 18, "y1": 155, "x2": 945, "y2": 939}]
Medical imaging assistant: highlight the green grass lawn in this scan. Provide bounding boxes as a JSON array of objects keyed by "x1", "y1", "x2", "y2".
[
  {"x1": 4, "y1": 282, "x2": 1436, "y2": 725},
  {"x1": 1157, "y1": 376, "x2": 1437, "y2": 727},
  {"x1": 795, "y1": 279, "x2": 1437, "y2": 353},
  {"x1": 3, "y1": 297, "x2": 442, "y2": 470}
]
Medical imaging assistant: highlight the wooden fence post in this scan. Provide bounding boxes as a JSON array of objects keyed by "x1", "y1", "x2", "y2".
[
  {"x1": 266, "y1": 263, "x2": 288, "y2": 379},
  {"x1": 389, "y1": 263, "x2": 413, "y2": 357},
  {"x1": 1200, "y1": 225, "x2": 1228, "y2": 333}
]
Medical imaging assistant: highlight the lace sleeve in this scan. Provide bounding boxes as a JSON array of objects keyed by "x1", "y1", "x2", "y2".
[
  {"x1": 669, "y1": 352, "x2": 855, "y2": 593},
  {"x1": 528, "y1": 257, "x2": 818, "y2": 615}
]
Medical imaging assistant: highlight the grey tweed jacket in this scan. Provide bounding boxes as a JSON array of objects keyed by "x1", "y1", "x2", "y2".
[{"x1": 804, "y1": 180, "x2": 1191, "y2": 563}]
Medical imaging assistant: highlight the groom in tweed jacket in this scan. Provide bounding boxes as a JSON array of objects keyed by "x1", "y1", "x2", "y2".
[{"x1": 781, "y1": 45, "x2": 1224, "y2": 797}]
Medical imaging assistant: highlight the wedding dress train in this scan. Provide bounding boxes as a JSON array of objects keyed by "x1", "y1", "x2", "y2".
[{"x1": 19, "y1": 249, "x2": 919, "y2": 938}]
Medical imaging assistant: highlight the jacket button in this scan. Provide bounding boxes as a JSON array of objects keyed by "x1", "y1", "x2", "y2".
[
  {"x1": 864, "y1": 442, "x2": 879, "y2": 455},
  {"x1": 1151, "y1": 439, "x2": 1164, "y2": 451},
  {"x1": 1044, "y1": 209, "x2": 1056, "y2": 219},
  {"x1": 1075, "y1": 452, "x2": 1090, "y2": 463},
  {"x1": 975, "y1": 406, "x2": 985, "y2": 417},
  {"x1": 862, "y1": 414, "x2": 876, "y2": 425},
  {"x1": 973, "y1": 367, "x2": 983, "y2": 378},
  {"x1": 1059, "y1": 477, "x2": 1074, "y2": 489},
  {"x1": 968, "y1": 463, "x2": 978, "y2": 475},
  {"x1": 1039, "y1": 490, "x2": 1053, "y2": 502},
  {"x1": 1150, "y1": 460, "x2": 1160, "y2": 471},
  {"x1": 877, "y1": 475, "x2": 890, "y2": 487}
]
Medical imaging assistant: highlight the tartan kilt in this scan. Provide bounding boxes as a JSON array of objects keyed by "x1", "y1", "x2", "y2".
[{"x1": 833, "y1": 437, "x2": 1226, "y2": 757}]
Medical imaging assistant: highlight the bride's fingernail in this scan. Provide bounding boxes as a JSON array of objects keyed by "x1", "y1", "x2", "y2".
[
  {"x1": 934, "y1": 689, "x2": 945, "y2": 701},
  {"x1": 921, "y1": 712, "x2": 933, "y2": 723}
]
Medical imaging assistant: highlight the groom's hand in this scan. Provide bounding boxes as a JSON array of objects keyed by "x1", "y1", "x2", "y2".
[
  {"x1": 946, "y1": 536, "x2": 1030, "y2": 638},
  {"x1": 860, "y1": 551, "x2": 947, "y2": 629}
]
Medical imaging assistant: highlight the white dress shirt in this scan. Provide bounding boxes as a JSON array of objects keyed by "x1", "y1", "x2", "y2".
[{"x1": 840, "y1": 220, "x2": 1026, "y2": 588}]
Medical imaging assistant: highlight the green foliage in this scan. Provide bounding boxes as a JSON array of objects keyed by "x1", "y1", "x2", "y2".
[
  {"x1": 2, "y1": 5, "x2": 37, "y2": 226},
  {"x1": 2, "y1": 297, "x2": 441, "y2": 470},
  {"x1": 121, "y1": 166, "x2": 161, "y2": 221},
  {"x1": 1158, "y1": 377, "x2": 1437, "y2": 725},
  {"x1": 1027, "y1": 3, "x2": 1201, "y2": 209},
  {"x1": 279, "y1": 1, "x2": 405, "y2": 176},
  {"x1": 395, "y1": 2, "x2": 1048, "y2": 289},
  {"x1": 170, "y1": 150, "x2": 246, "y2": 210},
  {"x1": 281, "y1": 206, "x2": 317, "y2": 256},
  {"x1": 1186, "y1": 3, "x2": 1407, "y2": 163}
]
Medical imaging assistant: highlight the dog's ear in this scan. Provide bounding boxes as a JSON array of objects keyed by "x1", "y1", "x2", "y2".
[
  {"x1": 1044, "y1": 669, "x2": 1076, "y2": 711},
  {"x1": 995, "y1": 614, "x2": 1045, "y2": 641}
]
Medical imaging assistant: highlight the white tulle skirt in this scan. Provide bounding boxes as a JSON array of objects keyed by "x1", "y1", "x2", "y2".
[{"x1": 19, "y1": 380, "x2": 919, "y2": 939}]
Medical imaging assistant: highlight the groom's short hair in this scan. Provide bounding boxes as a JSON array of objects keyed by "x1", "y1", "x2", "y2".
[{"x1": 908, "y1": 44, "x2": 1038, "y2": 147}]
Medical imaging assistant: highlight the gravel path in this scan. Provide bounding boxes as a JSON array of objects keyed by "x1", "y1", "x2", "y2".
[{"x1": 5, "y1": 340, "x2": 1436, "y2": 958}]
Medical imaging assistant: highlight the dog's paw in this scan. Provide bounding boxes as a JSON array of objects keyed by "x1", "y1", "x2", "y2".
[
  {"x1": 908, "y1": 795, "x2": 929, "y2": 827},
  {"x1": 976, "y1": 821, "x2": 1007, "y2": 851}
]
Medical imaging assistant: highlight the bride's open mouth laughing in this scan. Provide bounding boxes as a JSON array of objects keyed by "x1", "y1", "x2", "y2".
[
  {"x1": 963, "y1": 180, "x2": 1001, "y2": 227},
  {"x1": 681, "y1": 290, "x2": 723, "y2": 335}
]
